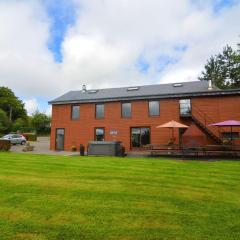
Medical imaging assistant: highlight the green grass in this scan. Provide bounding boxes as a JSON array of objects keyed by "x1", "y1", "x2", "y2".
[{"x1": 0, "y1": 153, "x2": 240, "y2": 240}]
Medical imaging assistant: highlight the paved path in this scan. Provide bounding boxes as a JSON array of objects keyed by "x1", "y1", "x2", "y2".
[
  {"x1": 10, "y1": 137, "x2": 142, "y2": 157},
  {"x1": 10, "y1": 136, "x2": 78, "y2": 156}
]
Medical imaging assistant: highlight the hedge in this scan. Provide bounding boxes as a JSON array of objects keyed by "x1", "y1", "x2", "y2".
[
  {"x1": 22, "y1": 133, "x2": 37, "y2": 141},
  {"x1": 0, "y1": 140, "x2": 11, "y2": 151}
]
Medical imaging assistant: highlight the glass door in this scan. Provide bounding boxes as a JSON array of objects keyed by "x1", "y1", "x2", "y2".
[
  {"x1": 131, "y1": 127, "x2": 150, "y2": 148},
  {"x1": 131, "y1": 128, "x2": 141, "y2": 147},
  {"x1": 55, "y1": 128, "x2": 65, "y2": 150}
]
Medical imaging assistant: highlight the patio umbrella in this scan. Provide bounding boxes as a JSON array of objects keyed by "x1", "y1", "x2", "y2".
[
  {"x1": 156, "y1": 120, "x2": 189, "y2": 141},
  {"x1": 208, "y1": 120, "x2": 240, "y2": 143}
]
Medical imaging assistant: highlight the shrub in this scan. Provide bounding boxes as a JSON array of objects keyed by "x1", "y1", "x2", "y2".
[
  {"x1": 0, "y1": 140, "x2": 11, "y2": 151},
  {"x1": 22, "y1": 133, "x2": 37, "y2": 141}
]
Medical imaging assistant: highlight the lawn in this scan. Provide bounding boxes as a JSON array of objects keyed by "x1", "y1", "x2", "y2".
[{"x1": 0, "y1": 153, "x2": 240, "y2": 240}]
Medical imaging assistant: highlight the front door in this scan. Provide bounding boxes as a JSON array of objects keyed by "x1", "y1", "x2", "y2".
[
  {"x1": 131, "y1": 127, "x2": 150, "y2": 148},
  {"x1": 55, "y1": 128, "x2": 65, "y2": 150}
]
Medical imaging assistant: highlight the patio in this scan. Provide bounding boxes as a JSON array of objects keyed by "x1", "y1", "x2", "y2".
[
  {"x1": 145, "y1": 144, "x2": 240, "y2": 158},
  {"x1": 145, "y1": 119, "x2": 240, "y2": 158}
]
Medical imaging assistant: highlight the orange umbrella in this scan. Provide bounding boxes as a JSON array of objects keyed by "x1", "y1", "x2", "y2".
[{"x1": 156, "y1": 120, "x2": 189, "y2": 139}]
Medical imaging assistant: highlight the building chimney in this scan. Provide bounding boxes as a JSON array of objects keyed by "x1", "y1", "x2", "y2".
[
  {"x1": 82, "y1": 84, "x2": 87, "y2": 92},
  {"x1": 208, "y1": 79, "x2": 213, "y2": 90}
]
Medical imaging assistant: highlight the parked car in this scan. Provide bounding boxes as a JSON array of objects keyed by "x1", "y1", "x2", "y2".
[{"x1": 1, "y1": 134, "x2": 26, "y2": 145}]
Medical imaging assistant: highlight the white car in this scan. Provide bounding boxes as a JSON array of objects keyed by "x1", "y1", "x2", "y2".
[{"x1": 1, "y1": 134, "x2": 26, "y2": 145}]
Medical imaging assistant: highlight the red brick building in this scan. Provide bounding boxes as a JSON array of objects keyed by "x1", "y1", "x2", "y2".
[{"x1": 49, "y1": 81, "x2": 240, "y2": 151}]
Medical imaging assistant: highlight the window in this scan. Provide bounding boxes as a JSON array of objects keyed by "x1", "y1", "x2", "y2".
[
  {"x1": 222, "y1": 132, "x2": 239, "y2": 140},
  {"x1": 96, "y1": 104, "x2": 104, "y2": 119},
  {"x1": 71, "y1": 105, "x2": 80, "y2": 120},
  {"x1": 12, "y1": 134, "x2": 20, "y2": 138},
  {"x1": 95, "y1": 128, "x2": 105, "y2": 141},
  {"x1": 122, "y1": 102, "x2": 131, "y2": 118},
  {"x1": 131, "y1": 127, "x2": 150, "y2": 147},
  {"x1": 179, "y1": 99, "x2": 191, "y2": 116},
  {"x1": 149, "y1": 101, "x2": 160, "y2": 116}
]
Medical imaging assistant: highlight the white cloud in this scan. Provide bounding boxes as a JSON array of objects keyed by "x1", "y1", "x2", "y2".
[
  {"x1": 59, "y1": 0, "x2": 240, "y2": 90},
  {"x1": 24, "y1": 98, "x2": 52, "y2": 116},
  {"x1": 45, "y1": 106, "x2": 52, "y2": 117},
  {"x1": 24, "y1": 98, "x2": 38, "y2": 115},
  {"x1": 0, "y1": 0, "x2": 239, "y2": 110},
  {"x1": 0, "y1": 1, "x2": 64, "y2": 98}
]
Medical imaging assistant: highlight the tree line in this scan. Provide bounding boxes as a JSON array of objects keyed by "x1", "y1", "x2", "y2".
[{"x1": 0, "y1": 87, "x2": 50, "y2": 135}]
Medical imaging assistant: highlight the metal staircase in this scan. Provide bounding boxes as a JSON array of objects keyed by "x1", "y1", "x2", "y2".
[
  {"x1": 180, "y1": 103, "x2": 223, "y2": 144},
  {"x1": 191, "y1": 115, "x2": 222, "y2": 144}
]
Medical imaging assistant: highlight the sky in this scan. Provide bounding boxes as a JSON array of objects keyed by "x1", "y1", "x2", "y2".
[{"x1": 0, "y1": 0, "x2": 239, "y2": 115}]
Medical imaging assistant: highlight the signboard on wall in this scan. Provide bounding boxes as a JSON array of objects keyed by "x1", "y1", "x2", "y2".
[{"x1": 110, "y1": 130, "x2": 118, "y2": 135}]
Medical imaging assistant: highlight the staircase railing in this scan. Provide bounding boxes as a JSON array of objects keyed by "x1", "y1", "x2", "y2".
[{"x1": 191, "y1": 103, "x2": 223, "y2": 142}]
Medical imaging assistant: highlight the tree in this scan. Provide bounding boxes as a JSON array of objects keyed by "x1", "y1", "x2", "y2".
[
  {"x1": 0, "y1": 109, "x2": 10, "y2": 133},
  {"x1": 31, "y1": 111, "x2": 51, "y2": 134},
  {"x1": 0, "y1": 87, "x2": 27, "y2": 121},
  {"x1": 11, "y1": 118, "x2": 27, "y2": 132},
  {"x1": 199, "y1": 45, "x2": 240, "y2": 89}
]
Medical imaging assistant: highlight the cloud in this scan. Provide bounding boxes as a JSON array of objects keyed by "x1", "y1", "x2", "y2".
[
  {"x1": 42, "y1": 0, "x2": 77, "y2": 62},
  {"x1": 45, "y1": 106, "x2": 52, "y2": 116},
  {"x1": 60, "y1": 0, "x2": 240, "y2": 88},
  {"x1": 24, "y1": 98, "x2": 52, "y2": 116},
  {"x1": 24, "y1": 98, "x2": 38, "y2": 115},
  {"x1": 0, "y1": 1, "x2": 64, "y2": 98},
  {"x1": 0, "y1": 0, "x2": 239, "y2": 110}
]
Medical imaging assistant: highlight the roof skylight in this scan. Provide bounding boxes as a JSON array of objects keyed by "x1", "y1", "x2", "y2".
[
  {"x1": 127, "y1": 87, "x2": 140, "y2": 91},
  {"x1": 173, "y1": 83, "x2": 183, "y2": 87},
  {"x1": 88, "y1": 90, "x2": 98, "y2": 94}
]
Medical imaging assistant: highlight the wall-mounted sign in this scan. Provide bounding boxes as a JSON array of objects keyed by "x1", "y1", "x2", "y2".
[{"x1": 110, "y1": 130, "x2": 118, "y2": 135}]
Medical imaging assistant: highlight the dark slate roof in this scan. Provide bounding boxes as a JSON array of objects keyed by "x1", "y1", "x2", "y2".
[{"x1": 49, "y1": 81, "x2": 240, "y2": 104}]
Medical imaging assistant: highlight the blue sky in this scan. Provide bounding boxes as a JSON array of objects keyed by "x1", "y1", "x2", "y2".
[
  {"x1": 23, "y1": 0, "x2": 79, "y2": 113},
  {"x1": 43, "y1": 0, "x2": 237, "y2": 67},
  {"x1": 42, "y1": 0, "x2": 78, "y2": 62},
  {"x1": 213, "y1": 0, "x2": 237, "y2": 12},
  {"x1": 42, "y1": 0, "x2": 238, "y2": 71},
  {"x1": 43, "y1": 0, "x2": 190, "y2": 70}
]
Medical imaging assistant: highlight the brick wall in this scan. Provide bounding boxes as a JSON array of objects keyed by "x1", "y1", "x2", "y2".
[{"x1": 50, "y1": 95, "x2": 240, "y2": 151}]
